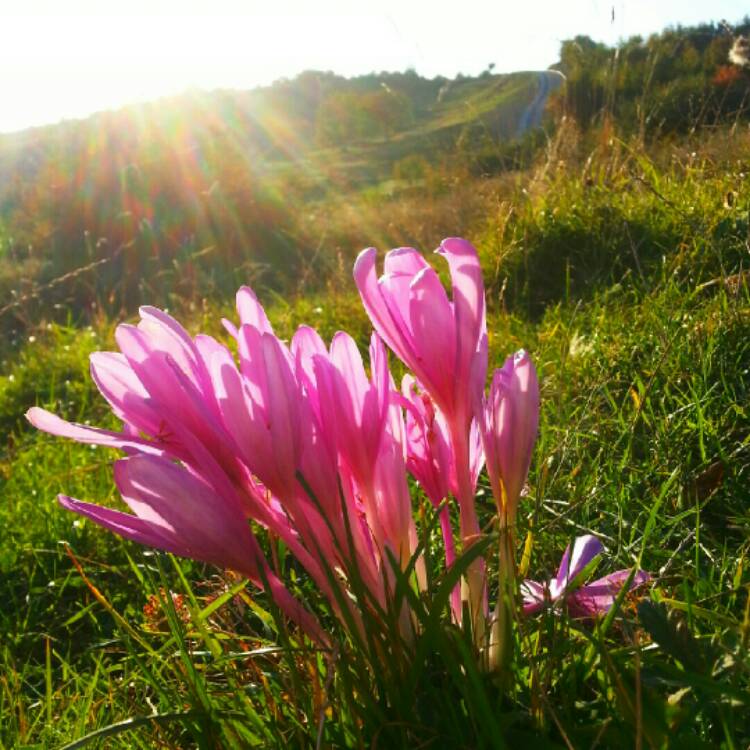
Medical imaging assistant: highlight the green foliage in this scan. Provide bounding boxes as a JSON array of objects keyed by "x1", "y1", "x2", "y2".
[
  {"x1": 490, "y1": 142, "x2": 749, "y2": 317},
  {"x1": 555, "y1": 19, "x2": 750, "y2": 134},
  {"x1": 315, "y1": 88, "x2": 414, "y2": 145}
]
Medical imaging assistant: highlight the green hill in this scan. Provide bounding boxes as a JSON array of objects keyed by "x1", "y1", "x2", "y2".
[{"x1": 0, "y1": 69, "x2": 545, "y2": 336}]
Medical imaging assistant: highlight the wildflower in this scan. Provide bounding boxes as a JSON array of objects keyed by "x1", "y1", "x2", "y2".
[
  {"x1": 521, "y1": 535, "x2": 650, "y2": 618},
  {"x1": 400, "y1": 376, "x2": 483, "y2": 622},
  {"x1": 479, "y1": 349, "x2": 539, "y2": 669},
  {"x1": 354, "y1": 238, "x2": 488, "y2": 633},
  {"x1": 27, "y1": 236, "x2": 553, "y2": 668},
  {"x1": 479, "y1": 350, "x2": 540, "y2": 529},
  {"x1": 27, "y1": 294, "x2": 422, "y2": 644}
]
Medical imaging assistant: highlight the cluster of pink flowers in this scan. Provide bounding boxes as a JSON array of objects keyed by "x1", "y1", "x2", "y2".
[{"x1": 28, "y1": 237, "x2": 646, "y2": 649}]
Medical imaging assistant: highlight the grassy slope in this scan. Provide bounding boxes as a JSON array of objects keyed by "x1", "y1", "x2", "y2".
[{"x1": 1, "y1": 124, "x2": 750, "y2": 747}]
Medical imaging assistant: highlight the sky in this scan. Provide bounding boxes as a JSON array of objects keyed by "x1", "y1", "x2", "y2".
[{"x1": 1, "y1": 0, "x2": 748, "y2": 134}]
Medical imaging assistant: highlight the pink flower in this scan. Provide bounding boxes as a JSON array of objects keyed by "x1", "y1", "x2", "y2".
[
  {"x1": 480, "y1": 350, "x2": 539, "y2": 525},
  {"x1": 354, "y1": 238, "x2": 489, "y2": 628},
  {"x1": 310, "y1": 331, "x2": 421, "y2": 597},
  {"x1": 522, "y1": 535, "x2": 650, "y2": 618},
  {"x1": 353, "y1": 237, "x2": 486, "y2": 432},
  {"x1": 26, "y1": 236, "x2": 555, "y2": 664},
  {"x1": 401, "y1": 375, "x2": 455, "y2": 507},
  {"x1": 28, "y1": 296, "x2": 428, "y2": 644},
  {"x1": 27, "y1": 305, "x2": 333, "y2": 642}
]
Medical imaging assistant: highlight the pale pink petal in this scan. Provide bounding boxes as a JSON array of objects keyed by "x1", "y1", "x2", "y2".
[
  {"x1": 383, "y1": 246, "x2": 429, "y2": 277},
  {"x1": 26, "y1": 407, "x2": 163, "y2": 456},
  {"x1": 353, "y1": 247, "x2": 413, "y2": 366},
  {"x1": 236, "y1": 286, "x2": 273, "y2": 333},
  {"x1": 221, "y1": 318, "x2": 239, "y2": 339}
]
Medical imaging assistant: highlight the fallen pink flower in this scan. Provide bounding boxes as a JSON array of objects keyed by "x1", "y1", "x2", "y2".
[{"x1": 521, "y1": 535, "x2": 650, "y2": 618}]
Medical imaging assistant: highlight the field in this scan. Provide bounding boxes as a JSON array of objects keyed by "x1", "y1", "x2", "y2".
[{"x1": 1, "y1": 27, "x2": 750, "y2": 749}]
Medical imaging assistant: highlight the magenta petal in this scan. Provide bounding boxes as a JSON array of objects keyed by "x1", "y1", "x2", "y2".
[
  {"x1": 568, "y1": 569, "x2": 650, "y2": 618},
  {"x1": 58, "y1": 495, "x2": 190, "y2": 557},
  {"x1": 26, "y1": 407, "x2": 163, "y2": 456},
  {"x1": 521, "y1": 580, "x2": 547, "y2": 615}
]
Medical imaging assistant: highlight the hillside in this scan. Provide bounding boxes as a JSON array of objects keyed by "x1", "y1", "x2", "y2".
[{"x1": 0, "y1": 69, "x2": 547, "y2": 340}]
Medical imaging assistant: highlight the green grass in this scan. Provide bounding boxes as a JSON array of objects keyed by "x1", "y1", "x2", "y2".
[{"x1": 1, "y1": 127, "x2": 749, "y2": 748}]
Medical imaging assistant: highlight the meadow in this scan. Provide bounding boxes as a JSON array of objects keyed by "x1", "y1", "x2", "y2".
[{"x1": 1, "y1": 23, "x2": 750, "y2": 749}]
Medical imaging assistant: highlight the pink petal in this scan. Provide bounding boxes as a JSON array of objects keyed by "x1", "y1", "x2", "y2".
[
  {"x1": 383, "y1": 246, "x2": 429, "y2": 277},
  {"x1": 435, "y1": 237, "x2": 486, "y2": 411},
  {"x1": 353, "y1": 247, "x2": 413, "y2": 366},
  {"x1": 521, "y1": 579, "x2": 547, "y2": 615},
  {"x1": 408, "y1": 267, "x2": 457, "y2": 409},
  {"x1": 207, "y1": 340, "x2": 293, "y2": 498},
  {"x1": 58, "y1": 495, "x2": 190, "y2": 556},
  {"x1": 568, "y1": 569, "x2": 650, "y2": 618},
  {"x1": 329, "y1": 332, "x2": 369, "y2": 418},
  {"x1": 114, "y1": 455, "x2": 254, "y2": 576},
  {"x1": 26, "y1": 407, "x2": 163, "y2": 456},
  {"x1": 221, "y1": 318, "x2": 239, "y2": 339},
  {"x1": 259, "y1": 333, "x2": 302, "y2": 493},
  {"x1": 137, "y1": 306, "x2": 207, "y2": 391},
  {"x1": 291, "y1": 325, "x2": 328, "y2": 387},
  {"x1": 236, "y1": 286, "x2": 273, "y2": 333},
  {"x1": 480, "y1": 350, "x2": 539, "y2": 518},
  {"x1": 89, "y1": 351, "x2": 160, "y2": 436}
]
